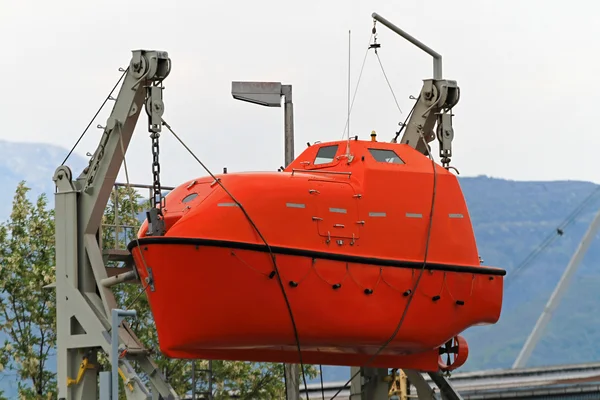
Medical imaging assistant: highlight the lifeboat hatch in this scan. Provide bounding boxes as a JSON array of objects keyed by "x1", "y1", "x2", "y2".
[{"x1": 308, "y1": 179, "x2": 361, "y2": 240}]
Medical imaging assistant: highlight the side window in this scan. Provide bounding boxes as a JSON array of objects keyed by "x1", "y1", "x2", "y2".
[
  {"x1": 314, "y1": 145, "x2": 339, "y2": 165},
  {"x1": 368, "y1": 148, "x2": 405, "y2": 164}
]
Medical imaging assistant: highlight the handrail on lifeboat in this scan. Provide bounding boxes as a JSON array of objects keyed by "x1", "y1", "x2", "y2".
[{"x1": 291, "y1": 169, "x2": 352, "y2": 178}]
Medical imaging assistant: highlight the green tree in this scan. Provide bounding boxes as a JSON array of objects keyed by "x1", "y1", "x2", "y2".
[{"x1": 0, "y1": 181, "x2": 57, "y2": 399}]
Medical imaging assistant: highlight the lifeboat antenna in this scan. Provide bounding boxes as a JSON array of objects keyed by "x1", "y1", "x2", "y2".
[
  {"x1": 345, "y1": 29, "x2": 352, "y2": 161},
  {"x1": 372, "y1": 12, "x2": 460, "y2": 169}
]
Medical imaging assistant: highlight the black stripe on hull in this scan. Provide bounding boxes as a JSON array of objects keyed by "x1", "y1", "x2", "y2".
[{"x1": 127, "y1": 237, "x2": 506, "y2": 277}]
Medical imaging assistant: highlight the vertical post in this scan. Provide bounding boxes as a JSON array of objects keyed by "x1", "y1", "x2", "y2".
[
  {"x1": 282, "y1": 85, "x2": 294, "y2": 167},
  {"x1": 99, "y1": 371, "x2": 111, "y2": 400},
  {"x1": 350, "y1": 367, "x2": 362, "y2": 399},
  {"x1": 111, "y1": 309, "x2": 137, "y2": 400},
  {"x1": 192, "y1": 361, "x2": 196, "y2": 400},
  {"x1": 230, "y1": 80, "x2": 298, "y2": 398},
  {"x1": 281, "y1": 83, "x2": 299, "y2": 400},
  {"x1": 114, "y1": 186, "x2": 120, "y2": 249},
  {"x1": 351, "y1": 367, "x2": 390, "y2": 400},
  {"x1": 208, "y1": 360, "x2": 213, "y2": 399}
]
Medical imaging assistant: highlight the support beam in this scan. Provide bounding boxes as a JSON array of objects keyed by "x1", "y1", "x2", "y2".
[
  {"x1": 404, "y1": 370, "x2": 436, "y2": 399},
  {"x1": 112, "y1": 309, "x2": 138, "y2": 400},
  {"x1": 427, "y1": 372, "x2": 463, "y2": 400},
  {"x1": 371, "y1": 12, "x2": 442, "y2": 79}
]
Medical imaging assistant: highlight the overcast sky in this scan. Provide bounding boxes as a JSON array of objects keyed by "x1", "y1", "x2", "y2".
[{"x1": 2, "y1": 0, "x2": 599, "y2": 187}]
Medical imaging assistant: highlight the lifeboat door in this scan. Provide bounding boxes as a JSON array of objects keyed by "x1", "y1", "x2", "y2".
[{"x1": 308, "y1": 179, "x2": 361, "y2": 241}]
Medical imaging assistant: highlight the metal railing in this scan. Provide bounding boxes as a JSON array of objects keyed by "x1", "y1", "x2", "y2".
[{"x1": 100, "y1": 182, "x2": 175, "y2": 253}]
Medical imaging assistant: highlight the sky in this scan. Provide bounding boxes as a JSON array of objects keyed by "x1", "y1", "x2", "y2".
[{"x1": 2, "y1": 0, "x2": 599, "y2": 189}]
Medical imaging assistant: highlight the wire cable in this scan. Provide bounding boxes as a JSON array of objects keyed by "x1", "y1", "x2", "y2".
[
  {"x1": 61, "y1": 67, "x2": 129, "y2": 166},
  {"x1": 162, "y1": 119, "x2": 310, "y2": 400},
  {"x1": 340, "y1": 32, "x2": 374, "y2": 139},
  {"x1": 506, "y1": 184, "x2": 600, "y2": 288},
  {"x1": 375, "y1": 52, "x2": 403, "y2": 114}
]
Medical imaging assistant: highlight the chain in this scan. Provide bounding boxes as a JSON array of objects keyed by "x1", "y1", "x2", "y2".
[
  {"x1": 146, "y1": 82, "x2": 165, "y2": 215},
  {"x1": 145, "y1": 82, "x2": 166, "y2": 236},
  {"x1": 150, "y1": 131, "x2": 163, "y2": 212},
  {"x1": 369, "y1": 20, "x2": 381, "y2": 53}
]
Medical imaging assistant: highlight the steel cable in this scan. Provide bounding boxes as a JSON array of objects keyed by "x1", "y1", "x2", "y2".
[{"x1": 162, "y1": 119, "x2": 310, "y2": 400}]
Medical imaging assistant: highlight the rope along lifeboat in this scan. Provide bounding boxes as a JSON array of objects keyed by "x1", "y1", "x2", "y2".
[{"x1": 128, "y1": 138, "x2": 505, "y2": 372}]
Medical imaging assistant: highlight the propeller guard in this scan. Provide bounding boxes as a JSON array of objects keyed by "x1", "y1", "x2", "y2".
[{"x1": 438, "y1": 335, "x2": 469, "y2": 371}]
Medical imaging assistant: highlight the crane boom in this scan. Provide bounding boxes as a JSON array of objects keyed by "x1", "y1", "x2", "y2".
[{"x1": 54, "y1": 49, "x2": 178, "y2": 399}]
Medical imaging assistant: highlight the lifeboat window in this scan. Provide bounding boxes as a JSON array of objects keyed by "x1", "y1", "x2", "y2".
[
  {"x1": 368, "y1": 148, "x2": 405, "y2": 164},
  {"x1": 182, "y1": 193, "x2": 199, "y2": 203},
  {"x1": 314, "y1": 145, "x2": 339, "y2": 165}
]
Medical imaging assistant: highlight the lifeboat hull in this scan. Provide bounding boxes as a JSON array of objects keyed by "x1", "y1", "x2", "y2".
[
  {"x1": 129, "y1": 140, "x2": 506, "y2": 371},
  {"x1": 129, "y1": 238, "x2": 503, "y2": 371}
]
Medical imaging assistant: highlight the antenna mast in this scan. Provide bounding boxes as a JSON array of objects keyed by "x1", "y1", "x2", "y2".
[
  {"x1": 347, "y1": 29, "x2": 351, "y2": 140},
  {"x1": 345, "y1": 29, "x2": 352, "y2": 159}
]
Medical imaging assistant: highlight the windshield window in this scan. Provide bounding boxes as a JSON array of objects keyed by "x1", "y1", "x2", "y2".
[
  {"x1": 314, "y1": 145, "x2": 339, "y2": 165},
  {"x1": 368, "y1": 148, "x2": 405, "y2": 164}
]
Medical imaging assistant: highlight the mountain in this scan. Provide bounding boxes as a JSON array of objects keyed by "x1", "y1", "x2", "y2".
[
  {"x1": 2, "y1": 140, "x2": 600, "y2": 389},
  {"x1": 0, "y1": 140, "x2": 88, "y2": 219}
]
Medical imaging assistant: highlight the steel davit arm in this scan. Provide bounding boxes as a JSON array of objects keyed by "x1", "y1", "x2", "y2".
[
  {"x1": 54, "y1": 50, "x2": 178, "y2": 400},
  {"x1": 372, "y1": 12, "x2": 459, "y2": 168},
  {"x1": 78, "y1": 50, "x2": 171, "y2": 237}
]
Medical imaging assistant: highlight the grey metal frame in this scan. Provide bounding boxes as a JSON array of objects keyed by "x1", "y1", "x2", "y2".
[
  {"x1": 54, "y1": 49, "x2": 178, "y2": 400},
  {"x1": 231, "y1": 81, "x2": 295, "y2": 169},
  {"x1": 372, "y1": 12, "x2": 459, "y2": 169},
  {"x1": 111, "y1": 309, "x2": 138, "y2": 400},
  {"x1": 349, "y1": 367, "x2": 462, "y2": 400}
]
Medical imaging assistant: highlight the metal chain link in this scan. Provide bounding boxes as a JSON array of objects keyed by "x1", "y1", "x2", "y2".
[{"x1": 150, "y1": 130, "x2": 163, "y2": 212}]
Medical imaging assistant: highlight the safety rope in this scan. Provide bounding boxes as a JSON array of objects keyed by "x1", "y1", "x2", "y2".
[{"x1": 61, "y1": 67, "x2": 129, "y2": 166}]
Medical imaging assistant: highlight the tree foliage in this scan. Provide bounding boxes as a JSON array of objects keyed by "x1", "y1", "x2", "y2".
[{"x1": 0, "y1": 182, "x2": 56, "y2": 399}]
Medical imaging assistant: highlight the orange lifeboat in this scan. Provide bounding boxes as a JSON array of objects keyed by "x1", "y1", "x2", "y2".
[{"x1": 128, "y1": 138, "x2": 505, "y2": 372}]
